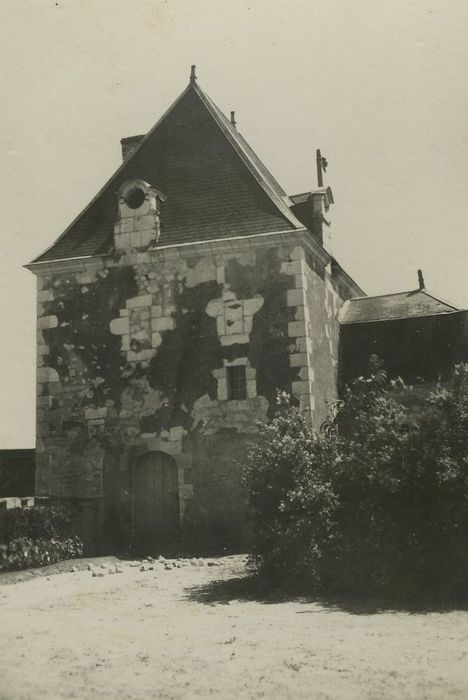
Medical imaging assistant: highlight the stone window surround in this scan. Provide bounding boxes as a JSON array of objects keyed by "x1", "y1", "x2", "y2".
[{"x1": 212, "y1": 357, "x2": 257, "y2": 401}]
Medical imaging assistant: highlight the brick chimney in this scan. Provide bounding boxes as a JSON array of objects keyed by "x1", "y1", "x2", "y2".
[
  {"x1": 120, "y1": 135, "x2": 146, "y2": 162},
  {"x1": 290, "y1": 186, "x2": 334, "y2": 248}
]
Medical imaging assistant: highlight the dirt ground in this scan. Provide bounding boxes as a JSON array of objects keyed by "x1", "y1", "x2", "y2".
[{"x1": 1, "y1": 555, "x2": 468, "y2": 700}]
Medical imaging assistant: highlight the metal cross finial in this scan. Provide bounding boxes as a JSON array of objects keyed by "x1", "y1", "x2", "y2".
[{"x1": 418, "y1": 269, "x2": 425, "y2": 290}]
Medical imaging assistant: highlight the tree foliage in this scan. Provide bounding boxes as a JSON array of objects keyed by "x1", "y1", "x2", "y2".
[{"x1": 242, "y1": 363, "x2": 468, "y2": 602}]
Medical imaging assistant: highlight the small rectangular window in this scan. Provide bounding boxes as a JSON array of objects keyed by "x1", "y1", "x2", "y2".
[{"x1": 227, "y1": 365, "x2": 247, "y2": 400}]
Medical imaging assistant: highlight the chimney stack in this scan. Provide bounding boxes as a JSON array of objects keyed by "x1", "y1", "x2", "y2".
[{"x1": 120, "y1": 135, "x2": 145, "y2": 162}]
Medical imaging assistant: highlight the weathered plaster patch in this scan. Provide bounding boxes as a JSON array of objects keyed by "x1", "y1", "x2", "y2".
[
  {"x1": 206, "y1": 289, "x2": 264, "y2": 345},
  {"x1": 191, "y1": 394, "x2": 269, "y2": 435}
]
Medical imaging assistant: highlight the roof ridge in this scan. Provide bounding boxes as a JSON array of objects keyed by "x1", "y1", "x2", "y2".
[
  {"x1": 191, "y1": 82, "x2": 303, "y2": 232},
  {"x1": 420, "y1": 288, "x2": 460, "y2": 311},
  {"x1": 341, "y1": 308, "x2": 464, "y2": 325},
  {"x1": 350, "y1": 288, "x2": 427, "y2": 301},
  {"x1": 349, "y1": 288, "x2": 459, "y2": 311}
]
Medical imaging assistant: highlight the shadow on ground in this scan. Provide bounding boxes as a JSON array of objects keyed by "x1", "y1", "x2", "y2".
[{"x1": 184, "y1": 572, "x2": 468, "y2": 616}]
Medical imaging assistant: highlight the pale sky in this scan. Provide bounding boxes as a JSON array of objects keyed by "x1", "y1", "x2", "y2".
[{"x1": 1, "y1": 0, "x2": 468, "y2": 447}]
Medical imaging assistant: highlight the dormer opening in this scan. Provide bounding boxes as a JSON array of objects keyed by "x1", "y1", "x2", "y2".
[{"x1": 126, "y1": 187, "x2": 146, "y2": 210}]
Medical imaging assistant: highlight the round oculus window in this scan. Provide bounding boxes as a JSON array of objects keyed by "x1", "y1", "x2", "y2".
[{"x1": 126, "y1": 187, "x2": 146, "y2": 209}]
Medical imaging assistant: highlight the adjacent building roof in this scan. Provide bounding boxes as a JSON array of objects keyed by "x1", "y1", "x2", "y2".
[
  {"x1": 29, "y1": 76, "x2": 306, "y2": 265},
  {"x1": 340, "y1": 288, "x2": 459, "y2": 325}
]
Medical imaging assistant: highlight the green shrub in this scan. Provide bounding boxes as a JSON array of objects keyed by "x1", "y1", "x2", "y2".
[
  {"x1": 242, "y1": 365, "x2": 468, "y2": 602},
  {"x1": 242, "y1": 392, "x2": 341, "y2": 587},
  {"x1": 0, "y1": 502, "x2": 84, "y2": 572},
  {"x1": 0, "y1": 536, "x2": 83, "y2": 571}
]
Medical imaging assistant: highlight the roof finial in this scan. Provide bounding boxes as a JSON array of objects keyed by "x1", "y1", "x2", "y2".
[
  {"x1": 417, "y1": 269, "x2": 425, "y2": 290},
  {"x1": 190, "y1": 65, "x2": 197, "y2": 84},
  {"x1": 316, "y1": 149, "x2": 328, "y2": 187},
  {"x1": 230, "y1": 111, "x2": 237, "y2": 128}
]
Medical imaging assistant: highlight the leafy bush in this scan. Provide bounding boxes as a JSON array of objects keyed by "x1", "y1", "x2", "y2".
[
  {"x1": 242, "y1": 392, "x2": 341, "y2": 587},
  {"x1": 242, "y1": 364, "x2": 468, "y2": 602},
  {"x1": 0, "y1": 536, "x2": 83, "y2": 572},
  {"x1": 0, "y1": 502, "x2": 84, "y2": 572}
]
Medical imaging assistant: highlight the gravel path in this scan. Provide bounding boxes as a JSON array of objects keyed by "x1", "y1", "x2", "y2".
[{"x1": 1, "y1": 555, "x2": 468, "y2": 699}]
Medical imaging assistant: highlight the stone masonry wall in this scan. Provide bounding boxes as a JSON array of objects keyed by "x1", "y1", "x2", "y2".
[{"x1": 33, "y1": 234, "x2": 350, "y2": 548}]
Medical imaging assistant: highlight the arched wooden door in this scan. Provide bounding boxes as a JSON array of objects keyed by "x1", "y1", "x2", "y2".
[{"x1": 133, "y1": 451, "x2": 179, "y2": 546}]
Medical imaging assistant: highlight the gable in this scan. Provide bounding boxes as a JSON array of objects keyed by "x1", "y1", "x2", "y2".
[{"x1": 31, "y1": 84, "x2": 301, "y2": 264}]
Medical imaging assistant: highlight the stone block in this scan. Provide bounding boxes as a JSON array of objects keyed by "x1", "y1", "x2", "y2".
[
  {"x1": 292, "y1": 380, "x2": 310, "y2": 396},
  {"x1": 37, "y1": 367, "x2": 59, "y2": 383},
  {"x1": 37, "y1": 315, "x2": 58, "y2": 330},
  {"x1": 0, "y1": 497, "x2": 21, "y2": 511},
  {"x1": 216, "y1": 264, "x2": 225, "y2": 284},
  {"x1": 296, "y1": 337, "x2": 312, "y2": 354},
  {"x1": 163, "y1": 304, "x2": 177, "y2": 316},
  {"x1": 140, "y1": 230, "x2": 156, "y2": 248},
  {"x1": 217, "y1": 379, "x2": 228, "y2": 400},
  {"x1": 220, "y1": 333, "x2": 248, "y2": 346},
  {"x1": 242, "y1": 297, "x2": 264, "y2": 316},
  {"x1": 151, "y1": 332, "x2": 162, "y2": 348},
  {"x1": 151, "y1": 305, "x2": 163, "y2": 318},
  {"x1": 299, "y1": 395, "x2": 313, "y2": 412},
  {"x1": 299, "y1": 366, "x2": 310, "y2": 380},
  {"x1": 288, "y1": 321, "x2": 306, "y2": 338},
  {"x1": 20, "y1": 497, "x2": 35, "y2": 508},
  {"x1": 37, "y1": 289, "x2": 53, "y2": 303},
  {"x1": 136, "y1": 252, "x2": 152, "y2": 264},
  {"x1": 286, "y1": 289, "x2": 305, "y2": 307},
  {"x1": 224, "y1": 319, "x2": 244, "y2": 335},
  {"x1": 169, "y1": 426, "x2": 185, "y2": 441},
  {"x1": 151, "y1": 316, "x2": 174, "y2": 332},
  {"x1": 246, "y1": 380, "x2": 257, "y2": 398},
  {"x1": 119, "y1": 308, "x2": 129, "y2": 317},
  {"x1": 280, "y1": 260, "x2": 302, "y2": 276},
  {"x1": 294, "y1": 274, "x2": 307, "y2": 290},
  {"x1": 294, "y1": 306, "x2": 310, "y2": 322},
  {"x1": 127, "y1": 348, "x2": 156, "y2": 363},
  {"x1": 37, "y1": 395, "x2": 53, "y2": 408},
  {"x1": 47, "y1": 381, "x2": 61, "y2": 396},
  {"x1": 130, "y1": 231, "x2": 142, "y2": 248},
  {"x1": 160, "y1": 440, "x2": 181, "y2": 455},
  {"x1": 289, "y1": 246, "x2": 306, "y2": 260},
  {"x1": 37, "y1": 344, "x2": 49, "y2": 356},
  {"x1": 127, "y1": 295, "x2": 153, "y2": 308},
  {"x1": 179, "y1": 484, "x2": 194, "y2": 498},
  {"x1": 290, "y1": 353, "x2": 307, "y2": 367},
  {"x1": 110, "y1": 317, "x2": 129, "y2": 335},
  {"x1": 114, "y1": 232, "x2": 131, "y2": 250},
  {"x1": 85, "y1": 407, "x2": 107, "y2": 421},
  {"x1": 134, "y1": 214, "x2": 156, "y2": 230}
]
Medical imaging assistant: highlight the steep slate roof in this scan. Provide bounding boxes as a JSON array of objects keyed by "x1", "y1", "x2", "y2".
[
  {"x1": 30, "y1": 78, "x2": 304, "y2": 264},
  {"x1": 340, "y1": 289, "x2": 459, "y2": 325}
]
